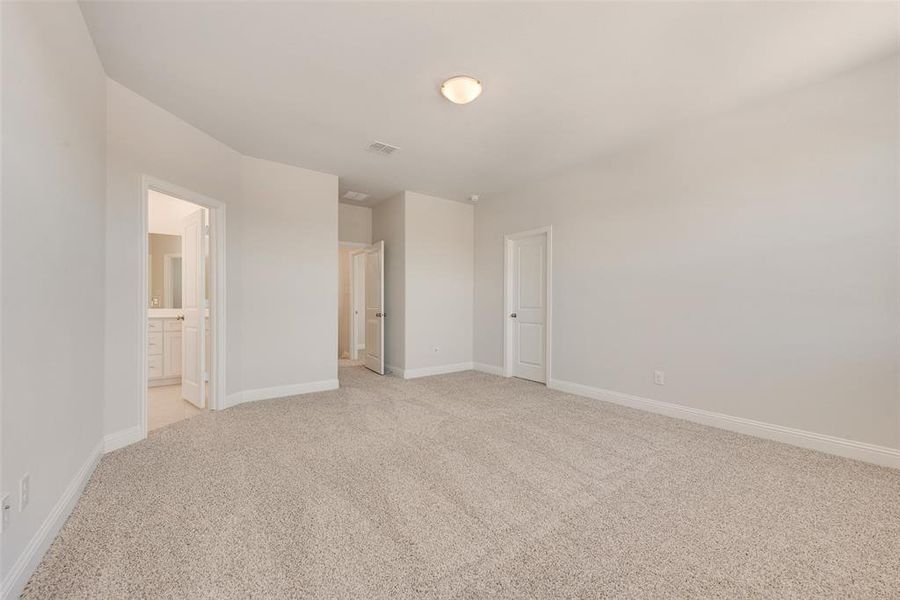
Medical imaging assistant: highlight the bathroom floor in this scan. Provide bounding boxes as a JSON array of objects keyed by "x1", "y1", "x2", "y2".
[{"x1": 148, "y1": 385, "x2": 204, "y2": 431}]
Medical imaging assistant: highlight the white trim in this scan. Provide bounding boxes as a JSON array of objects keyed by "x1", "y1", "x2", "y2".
[
  {"x1": 400, "y1": 362, "x2": 474, "y2": 380},
  {"x1": 503, "y1": 226, "x2": 553, "y2": 383},
  {"x1": 1, "y1": 440, "x2": 103, "y2": 600},
  {"x1": 547, "y1": 377, "x2": 900, "y2": 469},
  {"x1": 103, "y1": 425, "x2": 145, "y2": 453},
  {"x1": 141, "y1": 176, "x2": 227, "y2": 449},
  {"x1": 224, "y1": 379, "x2": 340, "y2": 408},
  {"x1": 473, "y1": 362, "x2": 504, "y2": 376}
]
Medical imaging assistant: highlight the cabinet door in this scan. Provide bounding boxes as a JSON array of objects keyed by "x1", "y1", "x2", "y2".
[{"x1": 164, "y1": 331, "x2": 182, "y2": 378}]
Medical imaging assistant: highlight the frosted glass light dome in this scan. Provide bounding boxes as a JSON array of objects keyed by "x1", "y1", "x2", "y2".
[{"x1": 440, "y1": 76, "x2": 482, "y2": 104}]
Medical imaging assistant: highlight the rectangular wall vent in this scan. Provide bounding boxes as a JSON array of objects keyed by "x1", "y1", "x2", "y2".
[
  {"x1": 366, "y1": 140, "x2": 400, "y2": 156},
  {"x1": 342, "y1": 191, "x2": 370, "y2": 202}
]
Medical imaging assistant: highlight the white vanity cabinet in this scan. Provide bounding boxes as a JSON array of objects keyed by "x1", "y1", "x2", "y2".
[{"x1": 149, "y1": 315, "x2": 182, "y2": 386}]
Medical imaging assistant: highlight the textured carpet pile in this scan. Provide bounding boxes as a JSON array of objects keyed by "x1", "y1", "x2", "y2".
[{"x1": 24, "y1": 366, "x2": 900, "y2": 598}]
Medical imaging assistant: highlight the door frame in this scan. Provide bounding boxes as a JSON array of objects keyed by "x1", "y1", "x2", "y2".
[
  {"x1": 141, "y1": 175, "x2": 227, "y2": 439},
  {"x1": 503, "y1": 226, "x2": 553, "y2": 382},
  {"x1": 340, "y1": 241, "x2": 369, "y2": 360}
]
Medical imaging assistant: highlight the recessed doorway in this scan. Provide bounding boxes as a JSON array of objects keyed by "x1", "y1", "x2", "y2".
[
  {"x1": 504, "y1": 226, "x2": 553, "y2": 384},
  {"x1": 141, "y1": 176, "x2": 226, "y2": 437}
]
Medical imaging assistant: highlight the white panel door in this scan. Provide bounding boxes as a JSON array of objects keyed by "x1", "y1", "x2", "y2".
[
  {"x1": 364, "y1": 241, "x2": 385, "y2": 375},
  {"x1": 511, "y1": 234, "x2": 547, "y2": 382},
  {"x1": 181, "y1": 208, "x2": 206, "y2": 407}
]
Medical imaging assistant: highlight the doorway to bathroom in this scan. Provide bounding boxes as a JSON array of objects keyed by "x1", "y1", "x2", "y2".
[{"x1": 142, "y1": 177, "x2": 226, "y2": 436}]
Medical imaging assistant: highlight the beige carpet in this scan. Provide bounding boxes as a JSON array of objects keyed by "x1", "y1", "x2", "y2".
[{"x1": 24, "y1": 367, "x2": 900, "y2": 598}]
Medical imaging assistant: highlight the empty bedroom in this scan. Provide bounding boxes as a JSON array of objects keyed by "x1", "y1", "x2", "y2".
[{"x1": 2, "y1": 1, "x2": 899, "y2": 598}]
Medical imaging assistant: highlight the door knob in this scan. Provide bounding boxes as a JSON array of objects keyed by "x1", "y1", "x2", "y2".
[
  {"x1": 176, "y1": 315, "x2": 185, "y2": 321},
  {"x1": 510, "y1": 313, "x2": 517, "y2": 318}
]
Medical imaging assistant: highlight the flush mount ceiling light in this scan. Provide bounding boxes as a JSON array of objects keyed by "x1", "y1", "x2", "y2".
[{"x1": 440, "y1": 75, "x2": 482, "y2": 104}]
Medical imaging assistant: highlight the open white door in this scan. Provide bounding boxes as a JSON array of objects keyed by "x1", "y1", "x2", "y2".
[
  {"x1": 510, "y1": 233, "x2": 547, "y2": 383},
  {"x1": 181, "y1": 208, "x2": 206, "y2": 407},
  {"x1": 363, "y1": 241, "x2": 385, "y2": 375}
]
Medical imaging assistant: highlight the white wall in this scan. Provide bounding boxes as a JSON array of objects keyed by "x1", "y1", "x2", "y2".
[
  {"x1": 371, "y1": 192, "x2": 474, "y2": 375},
  {"x1": 474, "y1": 56, "x2": 900, "y2": 449},
  {"x1": 404, "y1": 192, "x2": 474, "y2": 371},
  {"x1": 238, "y1": 156, "x2": 338, "y2": 394},
  {"x1": 1, "y1": 1, "x2": 107, "y2": 594},
  {"x1": 339, "y1": 203, "x2": 372, "y2": 244},
  {"x1": 105, "y1": 80, "x2": 242, "y2": 436},
  {"x1": 372, "y1": 194, "x2": 406, "y2": 370},
  {"x1": 105, "y1": 80, "x2": 339, "y2": 436}
]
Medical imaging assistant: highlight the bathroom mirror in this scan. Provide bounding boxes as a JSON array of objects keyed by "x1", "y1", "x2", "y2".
[{"x1": 148, "y1": 233, "x2": 182, "y2": 308}]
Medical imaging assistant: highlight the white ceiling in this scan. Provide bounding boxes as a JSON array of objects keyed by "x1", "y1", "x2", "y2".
[
  {"x1": 80, "y1": 1, "x2": 898, "y2": 205},
  {"x1": 148, "y1": 190, "x2": 203, "y2": 235}
]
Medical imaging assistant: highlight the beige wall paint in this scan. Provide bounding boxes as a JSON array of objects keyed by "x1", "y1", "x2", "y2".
[
  {"x1": 474, "y1": 56, "x2": 900, "y2": 449},
  {"x1": 339, "y1": 203, "x2": 372, "y2": 244}
]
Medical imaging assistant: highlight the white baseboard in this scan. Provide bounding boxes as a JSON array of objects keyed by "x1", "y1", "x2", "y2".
[
  {"x1": 400, "y1": 362, "x2": 474, "y2": 380},
  {"x1": 103, "y1": 425, "x2": 145, "y2": 453},
  {"x1": 547, "y1": 378, "x2": 900, "y2": 469},
  {"x1": 473, "y1": 362, "x2": 504, "y2": 376},
  {"x1": 1, "y1": 440, "x2": 103, "y2": 600},
  {"x1": 224, "y1": 379, "x2": 340, "y2": 408}
]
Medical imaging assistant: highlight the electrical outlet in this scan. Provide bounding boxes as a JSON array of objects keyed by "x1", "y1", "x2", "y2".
[
  {"x1": 2, "y1": 493, "x2": 10, "y2": 531},
  {"x1": 653, "y1": 370, "x2": 665, "y2": 386},
  {"x1": 19, "y1": 474, "x2": 30, "y2": 511}
]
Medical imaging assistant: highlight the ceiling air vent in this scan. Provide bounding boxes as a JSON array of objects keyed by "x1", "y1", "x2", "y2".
[
  {"x1": 342, "y1": 191, "x2": 370, "y2": 202},
  {"x1": 366, "y1": 140, "x2": 400, "y2": 156}
]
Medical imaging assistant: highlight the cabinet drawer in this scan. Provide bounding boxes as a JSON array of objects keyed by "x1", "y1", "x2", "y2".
[
  {"x1": 148, "y1": 355, "x2": 163, "y2": 378},
  {"x1": 164, "y1": 319, "x2": 183, "y2": 332},
  {"x1": 148, "y1": 319, "x2": 163, "y2": 333},
  {"x1": 148, "y1": 332, "x2": 163, "y2": 355}
]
